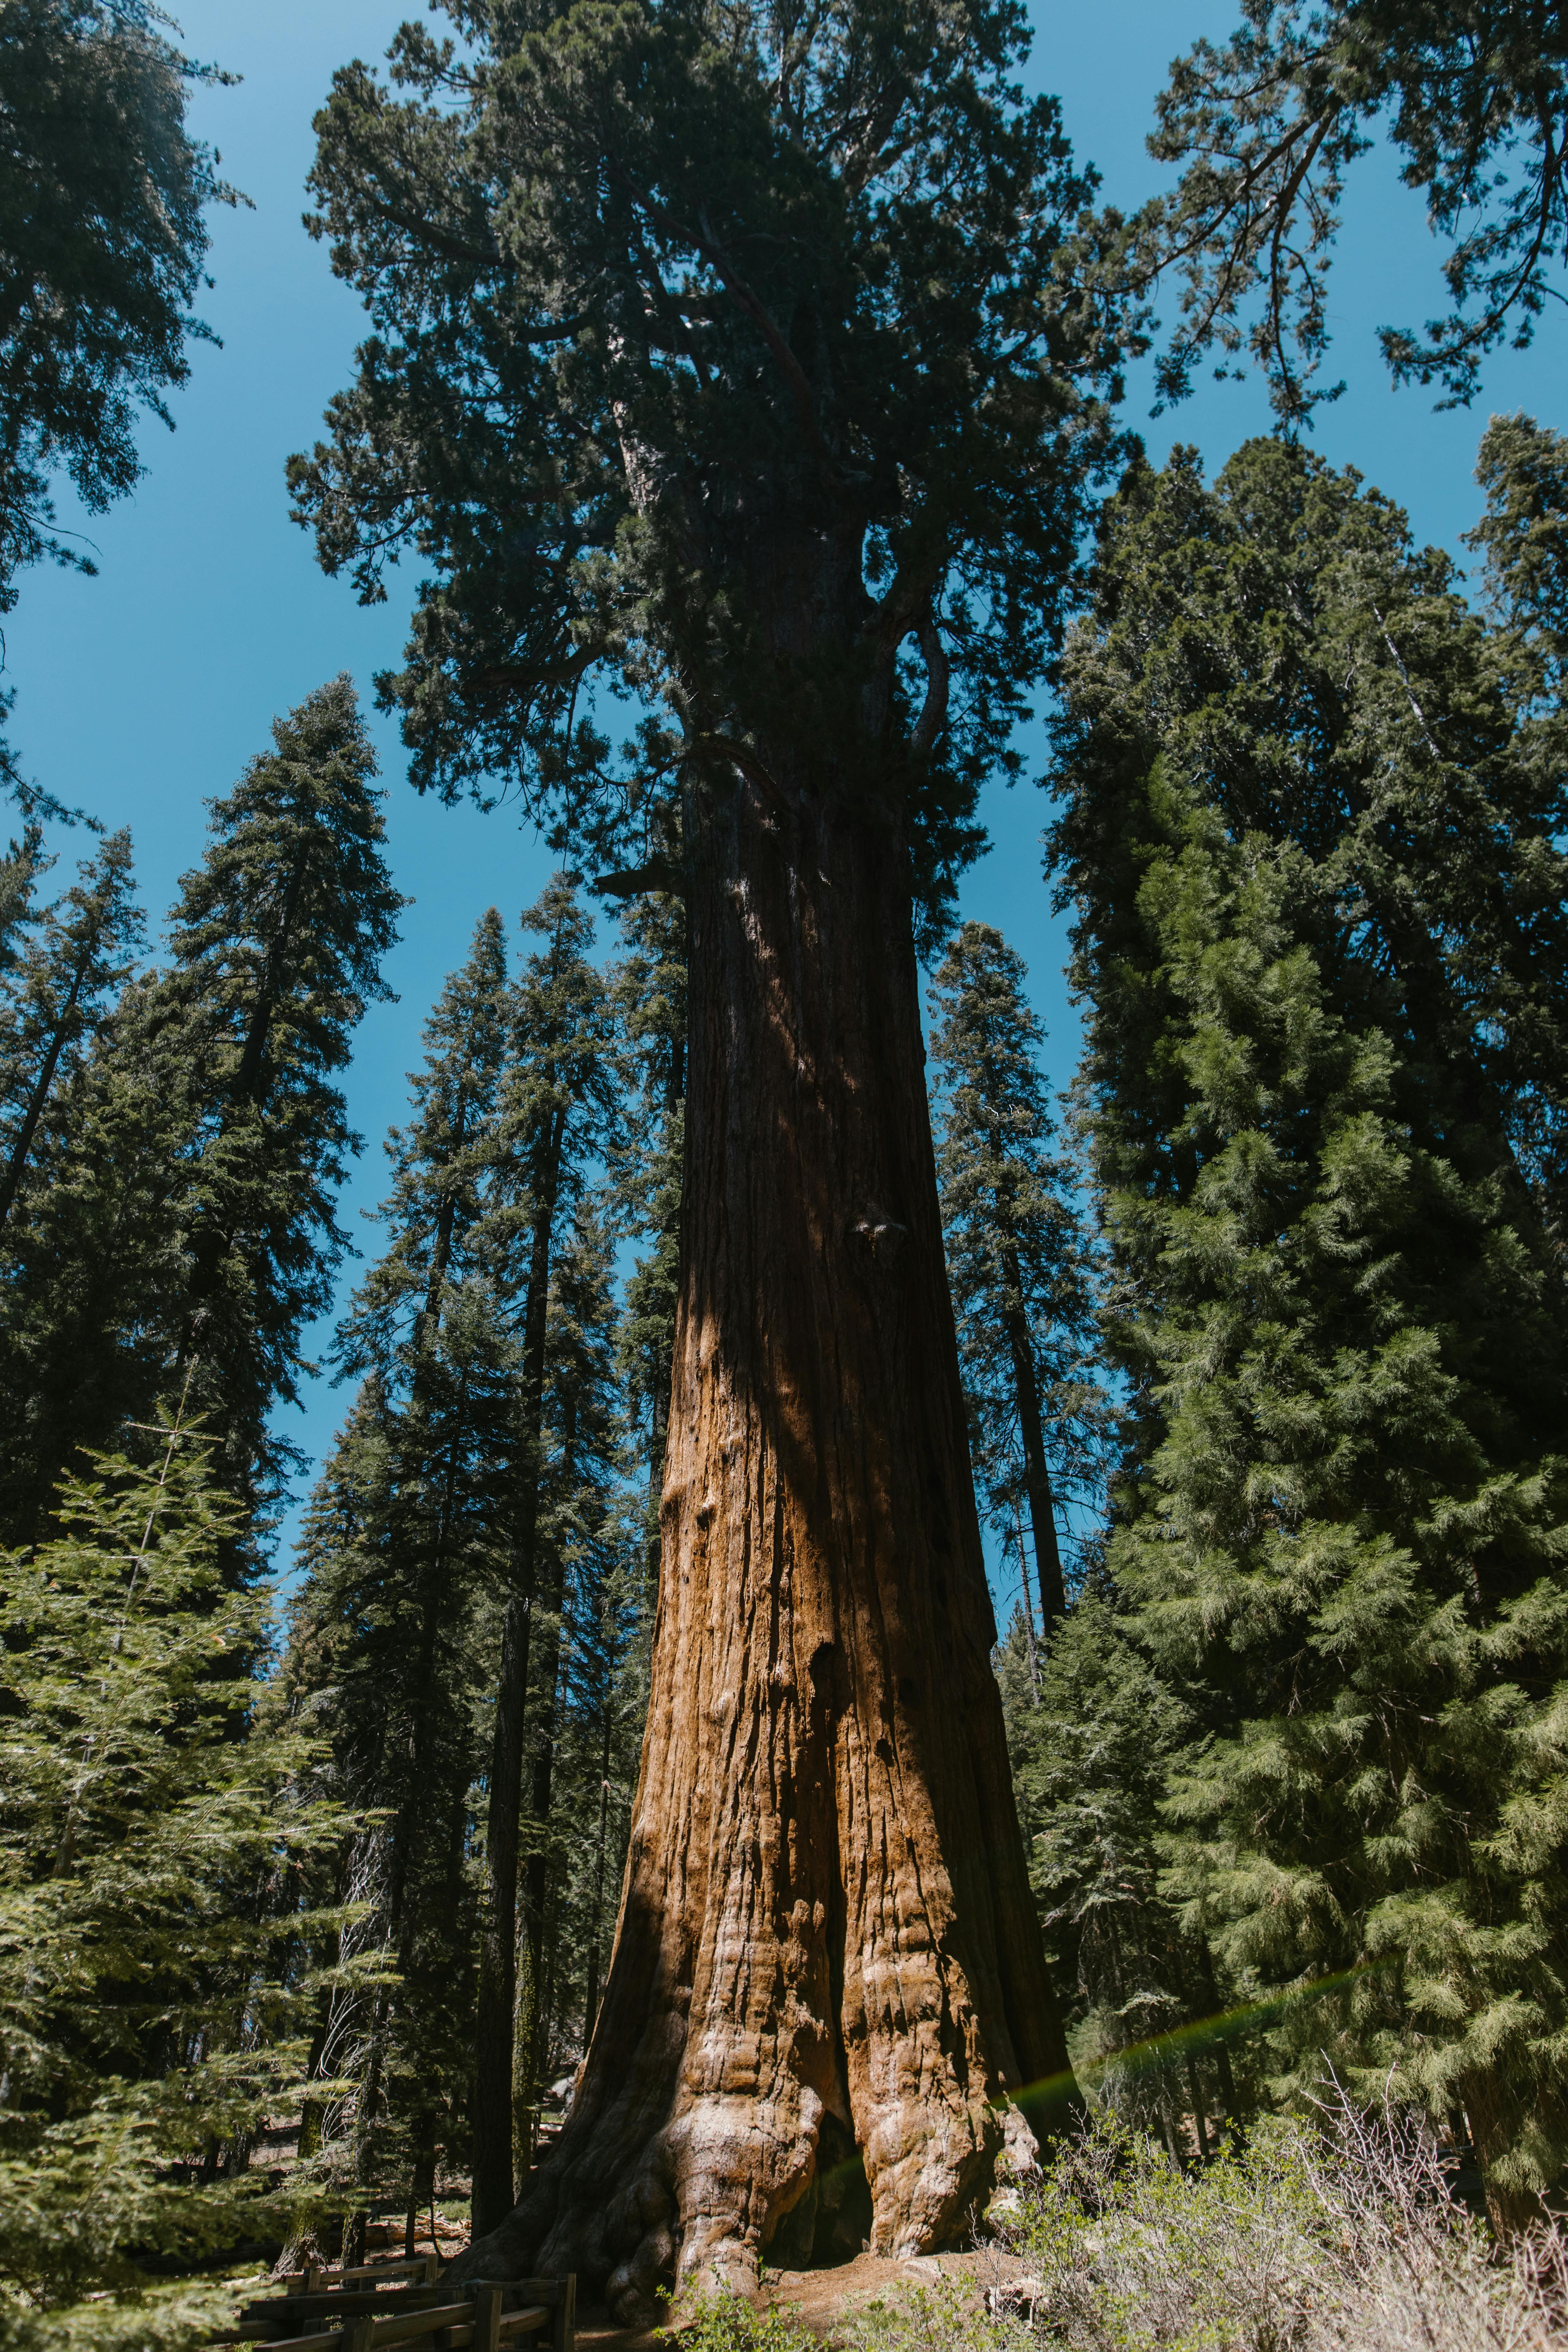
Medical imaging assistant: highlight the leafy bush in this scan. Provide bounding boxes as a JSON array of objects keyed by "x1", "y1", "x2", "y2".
[
  {"x1": 659, "y1": 2284, "x2": 820, "y2": 2352},
  {"x1": 986, "y1": 2097, "x2": 1568, "y2": 2352}
]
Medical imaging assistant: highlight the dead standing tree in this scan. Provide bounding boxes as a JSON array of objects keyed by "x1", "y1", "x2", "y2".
[{"x1": 292, "y1": 0, "x2": 1128, "y2": 2314}]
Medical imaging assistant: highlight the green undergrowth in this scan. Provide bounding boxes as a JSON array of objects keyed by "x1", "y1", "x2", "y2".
[{"x1": 668, "y1": 2101, "x2": 1568, "y2": 2352}]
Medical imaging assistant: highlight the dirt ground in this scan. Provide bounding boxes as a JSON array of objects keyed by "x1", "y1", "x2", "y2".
[{"x1": 575, "y1": 2246, "x2": 1022, "y2": 2352}]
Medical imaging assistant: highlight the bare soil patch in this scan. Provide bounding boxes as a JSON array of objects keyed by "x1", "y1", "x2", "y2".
[{"x1": 576, "y1": 2246, "x2": 1020, "y2": 2352}]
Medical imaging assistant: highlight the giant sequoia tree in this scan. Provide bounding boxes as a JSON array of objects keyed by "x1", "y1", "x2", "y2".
[{"x1": 292, "y1": 0, "x2": 1122, "y2": 2308}]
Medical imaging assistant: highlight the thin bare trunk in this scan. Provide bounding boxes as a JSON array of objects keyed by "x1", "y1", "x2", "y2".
[
  {"x1": 1001, "y1": 1253, "x2": 1066, "y2": 1628},
  {"x1": 473, "y1": 1174, "x2": 558, "y2": 2231},
  {"x1": 0, "y1": 943, "x2": 89, "y2": 1229}
]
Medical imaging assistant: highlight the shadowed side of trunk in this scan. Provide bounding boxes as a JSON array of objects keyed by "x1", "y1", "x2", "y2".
[{"x1": 454, "y1": 761, "x2": 1074, "y2": 2317}]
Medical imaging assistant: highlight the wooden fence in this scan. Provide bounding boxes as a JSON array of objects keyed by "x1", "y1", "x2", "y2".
[{"x1": 227, "y1": 2260, "x2": 576, "y2": 2352}]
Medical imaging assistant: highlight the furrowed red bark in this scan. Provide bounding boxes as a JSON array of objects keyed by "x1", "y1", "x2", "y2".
[{"x1": 455, "y1": 751, "x2": 1076, "y2": 2315}]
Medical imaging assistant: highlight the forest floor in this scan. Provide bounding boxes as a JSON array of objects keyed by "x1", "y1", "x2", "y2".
[{"x1": 576, "y1": 2248, "x2": 1013, "y2": 2352}]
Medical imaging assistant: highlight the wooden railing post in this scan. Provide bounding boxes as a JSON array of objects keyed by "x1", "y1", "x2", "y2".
[
  {"x1": 422, "y1": 2253, "x2": 440, "y2": 2285},
  {"x1": 472, "y1": 2283, "x2": 503, "y2": 2352},
  {"x1": 344, "y1": 2320, "x2": 375, "y2": 2352},
  {"x1": 552, "y1": 2274, "x2": 576, "y2": 2352}
]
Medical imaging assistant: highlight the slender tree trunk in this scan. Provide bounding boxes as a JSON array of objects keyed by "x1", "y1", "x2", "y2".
[
  {"x1": 473, "y1": 1586, "x2": 531, "y2": 2233},
  {"x1": 1186, "y1": 2060, "x2": 1210, "y2": 2162},
  {"x1": 515, "y1": 1392, "x2": 579, "y2": 2164},
  {"x1": 0, "y1": 943, "x2": 89, "y2": 1228},
  {"x1": 351, "y1": 1429, "x2": 457, "y2": 2251},
  {"x1": 1014, "y1": 1498, "x2": 1040, "y2": 1704},
  {"x1": 1001, "y1": 1257, "x2": 1067, "y2": 1628},
  {"x1": 583, "y1": 1720, "x2": 613, "y2": 2037},
  {"x1": 472, "y1": 1175, "x2": 559, "y2": 2233},
  {"x1": 1195, "y1": 1939, "x2": 1238, "y2": 2117},
  {"x1": 514, "y1": 1436, "x2": 569, "y2": 2177},
  {"x1": 457, "y1": 760, "x2": 1075, "y2": 2314}
]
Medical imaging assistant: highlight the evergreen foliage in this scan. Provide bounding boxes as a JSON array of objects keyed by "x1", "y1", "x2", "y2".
[
  {"x1": 0, "y1": 1423, "x2": 351, "y2": 2337},
  {"x1": 280, "y1": 880, "x2": 651, "y2": 2238},
  {"x1": 474, "y1": 874, "x2": 620, "y2": 2217},
  {"x1": 155, "y1": 674, "x2": 404, "y2": 1511},
  {"x1": 0, "y1": 827, "x2": 140, "y2": 1229},
  {"x1": 288, "y1": 0, "x2": 1130, "y2": 931},
  {"x1": 928, "y1": 920, "x2": 1105, "y2": 1629},
  {"x1": 1133, "y1": 0, "x2": 1568, "y2": 421},
  {"x1": 997, "y1": 1599, "x2": 1240, "y2": 2156},
  {"x1": 1049, "y1": 427, "x2": 1568, "y2": 2224},
  {"x1": 0, "y1": 0, "x2": 237, "y2": 809},
  {"x1": 0, "y1": 679, "x2": 402, "y2": 1550},
  {"x1": 282, "y1": 910, "x2": 515, "y2": 2249}
]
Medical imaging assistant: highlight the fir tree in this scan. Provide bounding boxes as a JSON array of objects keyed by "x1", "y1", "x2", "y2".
[
  {"x1": 0, "y1": 822, "x2": 44, "y2": 986},
  {"x1": 996, "y1": 1594, "x2": 1239, "y2": 2158},
  {"x1": 0, "y1": 827, "x2": 140, "y2": 1228},
  {"x1": 512, "y1": 1195, "x2": 631, "y2": 2166},
  {"x1": 0, "y1": 969, "x2": 194, "y2": 1546},
  {"x1": 0, "y1": 681, "x2": 401, "y2": 1549},
  {"x1": 284, "y1": 911, "x2": 515, "y2": 2254},
  {"x1": 0, "y1": 1420, "x2": 352, "y2": 2331},
  {"x1": 473, "y1": 875, "x2": 618, "y2": 2228},
  {"x1": 928, "y1": 921, "x2": 1105, "y2": 1631},
  {"x1": 1051, "y1": 435, "x2": 1568, "y2": 2224},
  {"x1": 155, "y1": 675, "x2": 404, "y2": 1514}
]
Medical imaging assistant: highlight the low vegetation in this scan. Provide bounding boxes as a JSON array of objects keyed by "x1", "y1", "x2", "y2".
[{"x1": 679, "y1": 2100, "x2": 1568, "y2": 2352}]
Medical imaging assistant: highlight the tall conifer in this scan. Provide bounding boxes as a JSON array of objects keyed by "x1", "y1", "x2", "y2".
[
  {"x1": 0, "y1": 832, "x2": 155, "y2": 1540},
  {"x1": 0, "y1": 827, "x2": 140, "y2": 1228},
  {"x1": 285, "y1": 910, "x2": 514, "y2": 2251},
  {"x1": 0, "y1": 1424, "x2": 353, "y2": 2324},
  {"x1": 928, "y1": 922, "x2": 1104, "y2": 1631},
  {"x1": 512, "y1": 1194, "x2": 629, "y2": 2167},
  {"x1": 155, "y1": 675, "x2": 403, "y2": 1517},
  {"x1": 472, "y1": 875, "x2": 618, "y2": 2229},
  {"x1": 1051, "y1": 432, "x2": 1568, "y2": 2227}
]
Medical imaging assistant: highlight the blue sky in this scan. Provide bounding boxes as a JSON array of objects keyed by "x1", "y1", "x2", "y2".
[{"x1": 9, "y1": 2, "x2": 1564, "y2": 1570}]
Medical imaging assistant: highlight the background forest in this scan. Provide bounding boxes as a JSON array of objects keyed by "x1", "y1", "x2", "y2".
[{"x1": 5, "y1": 0, "x2": 1568, "y2": 2347}]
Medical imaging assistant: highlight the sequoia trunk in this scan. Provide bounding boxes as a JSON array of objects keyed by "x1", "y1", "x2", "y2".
[{"x1": 457, "y1": 754, "x2": 1075, "y2": 2313}]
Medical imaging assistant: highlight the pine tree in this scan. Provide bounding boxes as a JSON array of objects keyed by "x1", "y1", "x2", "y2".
[
  {"x1": 512, "y1": 1195, "x2": 632, "y2": 2170},
  {"x1": 283, "y1": 911, "x2": 515, "y2": 2255},
  {"x1": 928, "y1": 922, "x2": 1105, "y2": 1632},
  {"x1": 0, "y1": 1420, "x2": 353, "y2": 2332},
  {"x1": 0, "y1": 827, "x2": 140, "y2": 1228},
  {"x1": 472, "y1": 875, "x2": 618, "y2": 2232},
  {"x1": 997, "y1": 1594, "x2": 1240, "y2": 2159},
  {"x1": 0, "y1": 683, "x2": 401, "y2": 1551},
  {"x1": 1051, "y1": 433, "x2": 1568, "y2": 2225}
]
